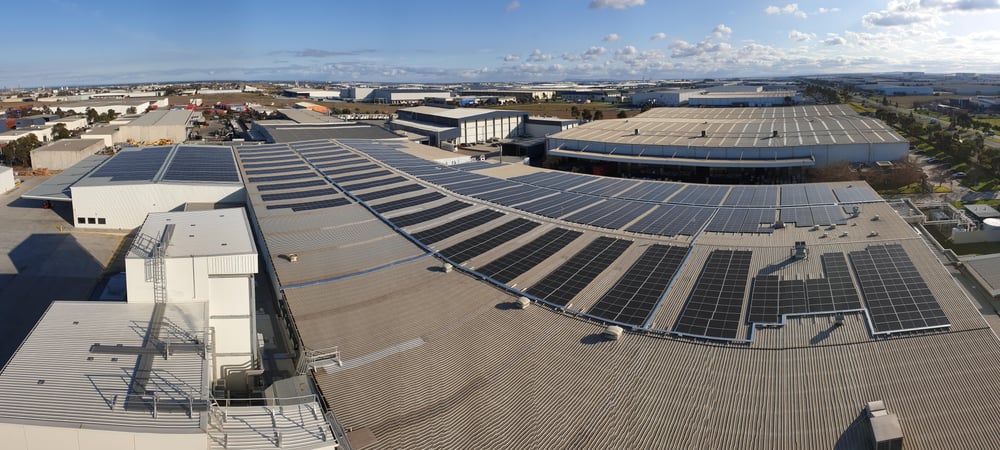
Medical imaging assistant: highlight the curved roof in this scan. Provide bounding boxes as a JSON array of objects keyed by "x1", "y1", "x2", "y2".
[{"x1": 232, "y1": 138, "x2": 1000, "y2": 449}]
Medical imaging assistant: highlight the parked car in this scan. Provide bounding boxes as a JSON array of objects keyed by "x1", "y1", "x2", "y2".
[
  {"x1": 926, "y1": 157, "x2": 940, "y2": 163},
  {"x1": 951, "y1": 172, "x2": 967, "y2": 179}
]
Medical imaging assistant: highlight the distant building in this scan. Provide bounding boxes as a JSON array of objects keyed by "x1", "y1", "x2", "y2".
[
  {"x1": 391, "y1": 106, "x2": 528, "y2": 147},
  {"x1": 30, "y1": 138, "x2": 104, "y2": 170},
  {"x1": 372, "y1": 88, "x2": 452, "y2": 105},
  {"x1": 43, "y1": 115, "x2": 88, "y2": 130},
  {"x1": 15, "y1": 114, "x2": 59, "y2": 128},
  {"x1": 117, "y1": 109, "x2": 195, "y2": 143},
  {"x1": 632, "y1": 89, "x2": 701, "y2": 107},
  {"x1": 0, "y1": 127, "x2": 53, "y2": 144},
  {"x1": 282, "y1": 88, "x2": 342, "y2": 100},
  {"x1": 688, "y1": 90, "x2": 801, "y2": 107}
]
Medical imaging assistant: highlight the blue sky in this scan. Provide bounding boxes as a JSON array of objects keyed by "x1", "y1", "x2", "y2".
[{"x1": 3, "y1": 0, "x2": 999, "y2": 87}]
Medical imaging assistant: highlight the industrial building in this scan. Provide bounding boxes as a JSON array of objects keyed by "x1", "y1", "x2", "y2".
[
  {"x1": 391, "y1": 106, "x2": 528, "y2": 147},
  {"x1": 249, "y1": 109, "x2": 400, "y2": 143},
  {"x1": 0, "y1": 165, "x2": 14, "y2": 193},
  {"x1": 30, "y1": 138, "x2": 104, "y2": 170},
  {"x1": 45, "y1": 98, "x2": 167, "y2": 116},
  {"x1": 82, "y1": 124, "x2": 119, "y2": 146},
  {"x1": 545, "y1": 105, "x2": 908, "y2": 174},
  {"x1": 373, "y1": 88, "x2": 452, "y2": 104},
  {"x1": 22, "y1": 144, "x2": 245, "y2": 229},
  {"x1": 0, "y1": 208, "x2": 337, "y2": 450},
  {"x1": 221, "y1": 137, "x2": 1000, "y2": 449},
  {"x1": 0, "y1": 127, "x2": 53, "y2": 144},
  {"x1": 43, "y1": 115, "x2": 88, "y2": 130},
  {"x1": 631, "y1": 88, "x2": 701, "y2": 106},
  {"x1": 688, "y1": 90, "x2": 801, "y2": 107},
  {"x1": 117, "y1": 109, "x2": 195, "y2": 144},
  {"x1": 281, "y1": 88, "x2": 342, "y2": 99}
]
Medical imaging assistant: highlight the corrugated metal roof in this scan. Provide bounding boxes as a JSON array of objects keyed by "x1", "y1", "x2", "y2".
[
  {"x1": 19, "y1": 154, "x2": 109, "y2": 201},
  {"x1": 0, "y1": 301, "x2": 208, "y2": 431},
  {"x1": 123, "y1": 109, "x2": 194, "y2": 128},
  {"x1": 401, "y1": 106, "x2": 526, "y2": 120},
  {"x1": 550, "y1": 104, "x2": 906, "y2": 148}
]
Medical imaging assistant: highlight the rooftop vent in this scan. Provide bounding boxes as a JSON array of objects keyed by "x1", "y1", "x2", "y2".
[
  {"x1": 811, "y1": 224, "x2": 820, "y2": 231},
  {"x1": 700, "y1": 130, "x2": 707, "y2": 138},
  {"x1": 515, "y1": 296, "x2": 530, "y2": 309},
  {"x1": 872, "y1": 214, "x2": 880, "y2": 221},
  {"x1": 602, "y1": 325, "x2": 624, "y2": 341},
  {"x1": 841, "y1": 231, "x2": 849, "y2": 237},
  {"x1": 865, "y1": 400, "x2": 904, "y2": 449},
  {"x1": 792, "y1": 241, "x2": 808, "y2": 260},
  {"x1": 772, "y1": 130, "x2": 779, "y2": 138},
  {"x1": 835, "y1": 313, "x2": 845, "y2": 326},
  {"x1": 773, "y1": 220, "x2": 785, "y2": 229},
  {"x1": 443, "y1": 262, "x2": 453, "y2": 273},
  {"x1": 634, "y1": 128, "x2": 639, "y2": 136},
  {"x1": 287, "y1": 253, "x2": 299, "y2": 263}
]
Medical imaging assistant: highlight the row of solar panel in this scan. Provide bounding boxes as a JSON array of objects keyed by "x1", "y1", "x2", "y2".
[{"x1": 746, "y1": 253, "x2": 862, "y2": 325}]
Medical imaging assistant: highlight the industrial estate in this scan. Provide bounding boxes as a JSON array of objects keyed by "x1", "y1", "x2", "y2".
[{"x1": 2, "y1": 72, "x2": 1000, "y2": 450}]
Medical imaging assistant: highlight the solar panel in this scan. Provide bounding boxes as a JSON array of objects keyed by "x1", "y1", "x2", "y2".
[
  {"x1": 513, "y1": 192, "x2": 593, "y2": 217},
  {"x1": 340, "y1": 176, "x2": 405, "y2": 191},
  {"x1": 833, "y1": 186, "x2": 880, "y2": 203},
  {"x1": 438, "y1": 218, "x2": 541, "y2": 263},
  {"x1": 474, "y1": 185, "x2": 553, "y2": 206},
  {"x1": 805, "y1": 184, "x2": 836, "y2": 204},
  {"x1": 669, "y1": 185, "x2": 730, "y2": 206},
  {"x1": 162, "y1": 146, "x2": 242, "y2": 183},
  {"x1": 780, "y1": 185, "x2": 808, "y2": 206},
  {"x1": 475, "y1": 228, "x2": 583, "y2": 284},
  {"x1": 90, "y1": 146, "x2": 172, "y2": 182},
  {"x1": 620, "y1": 181, "x2": 684, "y2": 202},
  {"x1": 370, "y1": 192, "x2": 446, "y2": 214},
  {"x1": 511, "y1": 172, "x2": 592, "y2": 191},
  {"x1": 673, "y1": 249, "x2": 752, "y2": 340},
  {"x1": 255, "y1": 179, "x2": 327, "y2": 191},
  {"x1": 450, "y1": 179, "x2": 517, "y2": 196},
  {"x1": 724, "y1": 186, "x2": 779, "y2": 207},
  {"x1": 328, "y1": 170, "x2": 393, "y2": 184},
  {"x1": 526, "y1": 237, "x2": 632, "y2": 307},
  {"x1": 409, "y1": 209, "x2": 505, "y2": 245},
  {"x1": 306, "y1": 154, "x2": 358, "y2": 164},
  {"x1": 244, "y1": 166, "x2": 308, "y2": 176},
  {"x1": 242, "y1": 160, "x2": 304, "y2": 169},
  {"x1": 453, "y1": 161, "x2": 497, "y2": 171},
  {"x1": 625, "y1": 205, "x2": 715, "y2": 236},
  {"x1": 356, "y1": 184, "x2": 425, "y2": 201},
  {"x1": 388, "y1": 200, "x2": 472, "y2": 228},
  {"x1": 247, "y1": 172, "x2": 315, "y2": 183},
  {"x1": 706, "y1": 208, "x2": 776, "y2": 234},
  {"x1": 313, "y1": 158, "x2": 366, "y2": 168},
  {"x1": 562, "y1": 199, "x2": 651, "y2": 230},
  {"x1": 260, "y1": 188, "x2": 337, "y2": 202},
  {"x1": 321, "y1": 163, "x2": 380, "y2": 176},
  {"x1": 588, "y1": 244, "x2": 689, "y2": 326},
  {"x1": 568, "y1": 178, "x2": 636, "y2": 197},
  {"x1": 849, "y1": 244, "x2": 949, "y2": 334},
  {"x1": 238, "y1": 155, "x2": 299, "y2": 163},
  {"x1": 264, "y1": 198, "x2": 350, "y2": 212}
]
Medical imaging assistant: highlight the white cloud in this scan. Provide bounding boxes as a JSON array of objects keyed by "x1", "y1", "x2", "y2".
[
  {"x1": 861, "y1": 0, "x2": 999, "y2": 28},
  {"x1": 503, "y1": 54, "x2": 520, "y2": 62},
  {"x1": 506, "y1": 0, "x2": 520, "y2": 12},
  {"x1": 712, "y1": 24, "x2": 733, "y2": 39},
  {"x1": 589, "y1": 0, "x2": 645, "y2": 9},
  {"x1": 561, "y1": 52, "x2": 582, "y2": 61},
  {"x1": 788, "y1": 30, "x2": 815, "y2": 42},
  {"x1": 764, "y1": 3, "x2": 807, "y2": 18},
  {"x1": 603, "y1": 33, "x2": 620, "y2": 42},
  {"x1": 527, "y1": 49, "x2": 552, "y2": 62},
  {"x1": 582, "y1": 46, "x2": 607, "y2": 60},
  {"x1": 822, "y1": 33, "x2": 847, "y2": 45},
  {"x1": 651, "y1": 32, "x2": 666, "y2": 41},
  {"x1": 816, "y1": 7, "x2": 840, "y2": 14}
]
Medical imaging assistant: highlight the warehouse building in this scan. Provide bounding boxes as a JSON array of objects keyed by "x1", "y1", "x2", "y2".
[
  {"x1": 688, "y1": 90, "x2": 801, "y2": 107},
  {"x1": 545, "y1": 105, "x2": 907, "y2": 177},
  {"x1": 282, "y1": 88, "x2": 342, "y2": 99},
  {"x1": 22, "y1": 144, "x2": 245, "y2": 229},
  {"x1": 30, "y1": 138, "x2": 104, "y2": 170},
  {"x1": 391, "y1": 106, "x2": 527, "y2": 147},
  {"x1": 117, "y1": 109, "x2": 194, "y2": 144},
  {"x1": 0, "y1": 165, "x2": 14, "y2": 193},
  {"x1": 82, "y1": 124, "x2": 119, "y2": 146},
  {"x1": 43, "y1": 115, "x2": 88, "y2": 131},
  {"x1": 372, "y1": 88, "x2": 453, "y2": 104},
  {"x1": 249, "y1": 109, "x2": 400, "y2": 143},
  {"x1": 0, "y1": 127, "x2": 53, "y2": 144},
  {"x1": 0, "y1": 207, "x2": 338, "y2": 449},
  {"x1": 631, "y1": 88, "x2": 701, "y2": 107}
]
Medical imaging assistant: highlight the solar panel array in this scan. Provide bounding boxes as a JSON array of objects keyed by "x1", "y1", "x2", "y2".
[
  {"x1": 669, "y1": 185, "x2": 730, "y2": 206},
  {"x1": 780, "y1": 183, "x2": 837, "y2": 206},
  {"x1": 723, "y1": 186, "x2": 779, "y2": 207},
  {"x1": 625, "y1": 205, "x2": 715, "y2": 236},
  {"x1": 746, "y1": 254, "x2": 862, "y2": 325},
  {"x1": 673, "y1": 250, "x2": 752, "y2": 340},
  {"x1": 387, "y1": 200, "x2": 472, "y2": 228},
  {"x1": 256, "y1": 179, "x2": 327, "y2": 191},
  {"x1": 588, "y1": 244, "x2": 689, "y2": 326},
  {"x1": 526, "y1": 237, "x2": 632, "y2": 307},
  {"x1": 355, "y1": 184, "x2": 425, "y2": 201},
  {"x1": 410, "y1": 209, "x2": 504, "y2": 244},
  {"x1": 833, "y1": 186, "x2": 881, "y2": 203},
  {"x1": 779, "y1": 206, "x2": 847, "y2": 227},
  {"x1": 264, "y1": 198, "x2": 350, "y2": 212},
  {"x1": 705, "y1": 208, "x2": 776, "y2": 234},
  {"x1": 340, "y1": 176, "x2": 406, "y2": 191},
  {"x1": 562, "y1": 199, "x2": 650, "y2": 230},
  {"x1": 160, "y1": 146, "x2": 241, "y2": 183},
  {"x1": 438, "y1": 218, "x2": 541, "y2": 263},
  {"x1": 476, "y1": 228, "x2": 582, "y2": 284},
  {"x1": 849, "y1": 244, "x2": 950, "y2": 334},
  {"x1": 89, "y1": 146, "x2": 172, "y2": 182},
  {"x1": 260, "y1": 188, "x2": 337, "y2": 202},
  {"x1": 370, "y1": 192, "x2": 446, "y2": 214}
]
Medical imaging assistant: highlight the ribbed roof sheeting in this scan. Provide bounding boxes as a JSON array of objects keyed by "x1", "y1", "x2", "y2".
[
  {"x1": 315, "y1": 290, "x2": 1000, "y2": 449},
  {"x1": 0, "y1": 301, "x2": 207, "y2": 430}
]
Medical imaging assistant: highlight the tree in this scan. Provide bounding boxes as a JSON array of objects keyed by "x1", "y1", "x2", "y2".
[
  {"x1": 126, "y1": 106, "x2": 137, "y2": 114},
  {"x1": 617, "y1": 110, "x2": 628, "y2": 119},
  {"x1": 570, "y1": 105, "x2": 580, "y2": 119},
  {"x1": 593, "y1": 110, "x2": 604, "y2": 121},
  {"x1": 51, "y1": 124, "x2": 71, "y2": 141},
  {"x1": 55, "y1": 107, "x2": 65, "y2": 118},
  {"x1": 581, "y1": 109, "x2": 593, "y2": 121},
  {"x1": 1, "y1": 134, "x2": 40, "y2": 166},
  {"x1": 86, "y1": 108, "x2": 98, "y2": 124},
  {"x1": 640, "y1": 102, "x2": 652, "y2": 113}
]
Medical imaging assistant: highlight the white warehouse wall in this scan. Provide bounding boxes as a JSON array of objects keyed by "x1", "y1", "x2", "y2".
[
  {"x1": 0, "y1": 166, "x2": 15, "y2": 193},
  {"x1": 71, "y1": 183, "x2": 245, "y2": 230},
  {"x1": 0, "y1": 422, "x2": 206, "y2": 450},
  {"x1": 458, "y1": 116, "x2": 524, "y2": 144}
]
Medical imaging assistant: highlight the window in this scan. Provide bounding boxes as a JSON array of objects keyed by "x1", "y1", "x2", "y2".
[
  {"x1": 77, "y1": 217, "x2": 86, "y2": 224},
  {"x1": 97, "y1": 218, "x2": 106, "y2": 225},
  {"x1": 87, "y1": 218, "x2": 96, "y2": 224}
]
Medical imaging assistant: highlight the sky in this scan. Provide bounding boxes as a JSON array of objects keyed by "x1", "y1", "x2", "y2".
[{"x1": 3, "y1": 0, "x2": 1000, "y2": 87}]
